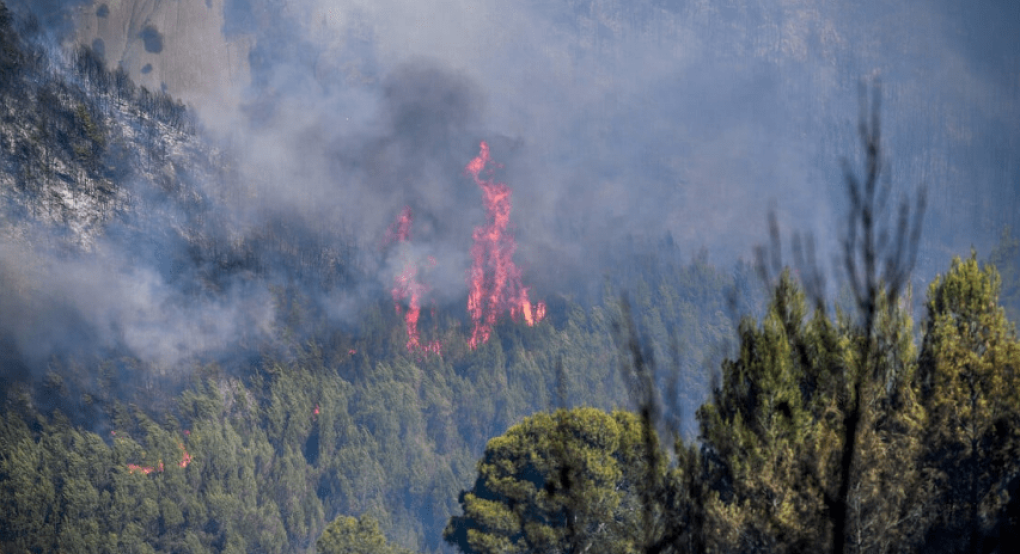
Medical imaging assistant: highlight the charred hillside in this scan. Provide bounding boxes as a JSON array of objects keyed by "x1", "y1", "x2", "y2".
[
  {"x1": 0, "y1": 5, "x2": 195, "y2": 246},
  {"x1": 0, "y1": 1, "x2": 364, "y2": 405}
]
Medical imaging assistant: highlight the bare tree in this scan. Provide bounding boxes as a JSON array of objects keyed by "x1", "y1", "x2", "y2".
[{"x1": 831, "y1": 82, "x2": 926, "y2": 554}]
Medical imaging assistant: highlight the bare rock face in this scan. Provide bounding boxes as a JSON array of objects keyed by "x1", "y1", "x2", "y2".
[{"x1": 74, "y1": 0, "x2": 251, "y2": 114}]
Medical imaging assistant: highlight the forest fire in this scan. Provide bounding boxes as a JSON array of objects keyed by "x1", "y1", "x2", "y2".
[
  {"x1": 178, "y1": 443, "x2": 192, "y2": 468},
  {"x1": 126, "y1": 441, "x2": 191, "y2": 474},
  {"x1": 387, "y1": 206, "x2": 413, "y2": 244},
  {"x1": 127, "y1": 462, "x2": 163, "y2": 475},
  {"x1": 465, "y1": 141, "x2": 545, "y2": 348},
  {"x1": 389, "y1": 207, "x2": 442, "y2": 355},
  {"x1": 382, "y1": 143, "x2": 544, "y2": 351}
]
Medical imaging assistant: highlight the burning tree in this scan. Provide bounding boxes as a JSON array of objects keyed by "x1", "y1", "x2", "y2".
[
  {"x1": 389, "y1": 206, "x2": 441, "y2": 355},
  {"x1": 464, "y1": 141, "x2": 545, "y2": 348}
]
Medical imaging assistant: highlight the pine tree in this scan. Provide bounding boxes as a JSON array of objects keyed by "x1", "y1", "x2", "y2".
[
  {"x1": 444, "y1": 408, "x2": 666, "y2": 554},
  {"x1": 317, "y1": 514, "x2": 412, "y2": 554},
  {"x1": 917, "y1": 255, "x2": 1020, "y2": 553},
  {"x1": 697, "y1": 272, "x2": 843, "y2": 552}
]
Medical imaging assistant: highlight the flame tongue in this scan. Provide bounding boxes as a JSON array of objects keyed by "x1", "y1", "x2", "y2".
[
  {"x1": 388, "y1": 206, "x2": 413, "y2": 244},
  {"x1": 465, "y1": 141, "x2": 545, "y2": 348},
  {"x1": 380, "y1": 142, "x2": 544, "y2": 352},
  {"x1": 390, "y1": 207, "x2": 442, "y2": 356},
  {"x1": 127, "y1": 463, "x2": 157, "y2": 475}
]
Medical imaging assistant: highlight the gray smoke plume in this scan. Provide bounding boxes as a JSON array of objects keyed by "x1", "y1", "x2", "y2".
[{"x1": 1, "y1": 0, "x2": 1017, "y2": 383}]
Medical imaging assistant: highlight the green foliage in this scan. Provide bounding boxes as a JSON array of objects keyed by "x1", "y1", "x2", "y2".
[
  {"x1": 691, "y1": 255, "x2": 1020, "y2": 553},
  {"x1": 73, "y1": 102, "x2": 106, "y2": 168},
  {"x1": 917, "y1": 255, "x2": 1020, "y2": 551},
  {"x1": 444, "y1": 408, "x2": 666, "y2": 554},
  {"x1": 1, "y1": 275, "x2": 688, "y2": 554},
  {"x1": 605, "y1": 243, "x2": 747, "y2": 433},
  {"x1": 842, "y1": 287, "x2": 930, "y2": 553},
  {"x1": 697, "y1": 271, "x2": 846, "y2": 552},
  {"x1": 318, "y1": 515, "x2": 413, "y2": 554}
]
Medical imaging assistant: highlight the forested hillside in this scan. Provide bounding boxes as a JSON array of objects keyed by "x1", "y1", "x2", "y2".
[
  {"x1": 0, "y1": 258, "x2": 742, "y2": 554},
  {"x1": 442, "y1": 101, "x2": 1020, "y2": 553},
  {"x1": 2, "y1": 1, "x2": 1019, "y2": 553},
  {"x1": 0, "y1": 8, "x2": 739, "y2": 552}
]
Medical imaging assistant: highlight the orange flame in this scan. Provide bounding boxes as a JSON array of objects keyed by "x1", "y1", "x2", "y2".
[
  {"x1": 127, "y1": 463, "x2": 160, "y2": 475},
  {"x1": 126, "y1": 436, "x2": 191, "y2": 474},
  {"x1": 178, "y1": 443, "x2": 192, "y2": 468},
  {"x1": 465, "y1": 141, "x2": 545, "y2": 348},
  {"x1": 390, "y1": 208, "x2": 442, "y2": 356},
  {"x1": 387, "y1": 206, "x2": 414, "y2": 244}
]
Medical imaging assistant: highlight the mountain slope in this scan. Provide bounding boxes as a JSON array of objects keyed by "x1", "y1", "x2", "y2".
[{"x1": 0, "y1": 1, "x2": 214, "y2": 248}]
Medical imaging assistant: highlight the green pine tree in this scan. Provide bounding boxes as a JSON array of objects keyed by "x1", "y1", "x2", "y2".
[
  {"x1": 917, "y1": 255, "x2": 1020, "y2": 552},
  {"x1": 444, "y1": 408, "x2": 666, "y2": 554}
]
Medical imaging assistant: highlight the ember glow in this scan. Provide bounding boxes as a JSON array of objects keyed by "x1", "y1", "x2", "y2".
[
  {"x1": 465, "y1": 141, "x2": 545, "y2": 348},
  {"x1": 387, "y1": 206, "x2": 413, "y2": 244},
  {"x1": 127, "y1": 462, "x2": 163, "y2": 475},
  {"x1": 126, "y1": 439, "x2": 191, "y2": 474},
  {"x1": 178, "y1": 443, "x2": 192, "y2": 468},
  {"x1": 389, "y1": 207, "x2": 442, "y2": 355}
]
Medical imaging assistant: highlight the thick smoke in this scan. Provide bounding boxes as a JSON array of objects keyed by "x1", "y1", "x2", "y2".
[
  {"x1": 199, "y1": 0, "x2": 1020, "y2": 284},
  {"x1": 2, "y1": 0, "x2": 1018, "y2": 388},
  {"x1": 0, "y1": 240, "x2": 275, "y2": 373}
]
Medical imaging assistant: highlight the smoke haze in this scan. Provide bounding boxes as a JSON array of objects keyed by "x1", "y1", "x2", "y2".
[
  {"x1": 199, "y1": 0, "x2": 1020, "y2": 275},
  {"x1": 2, "y1": 0, "x2": 1018, "y2": 377}
]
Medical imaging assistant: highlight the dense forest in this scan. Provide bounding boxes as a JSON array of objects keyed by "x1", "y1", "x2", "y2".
[{"x1": 2, "y1": 1, "x2": 1020, "y2": 553}]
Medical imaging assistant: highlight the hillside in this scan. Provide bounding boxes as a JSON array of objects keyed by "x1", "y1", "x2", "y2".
[
  {"x1": 1, "y1": 1, "x2": 1019, "y2": 553},
  {"x1": 0, "y1": 4, "x2": 743, "y2": 551}
]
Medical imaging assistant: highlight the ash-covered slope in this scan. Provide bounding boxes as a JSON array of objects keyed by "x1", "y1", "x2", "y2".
[
  {"x1": 0, "y1": 3, "x2": 359, "y2": 412},
  {"x1": 0, "y1": 1, "x2": 232, "y2": 412},
  {"x1": 0, "y1": 1, "x2": 214, "y2": 248}
]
